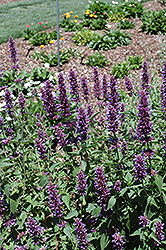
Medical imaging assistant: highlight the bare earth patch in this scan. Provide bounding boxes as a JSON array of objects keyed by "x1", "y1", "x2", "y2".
[{"x1": 0, "y1": 0, "x2": 166, "y2": 96}]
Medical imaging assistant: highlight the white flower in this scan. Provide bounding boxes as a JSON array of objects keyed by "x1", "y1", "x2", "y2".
[
  {"x1": 24, "y1": 80, "x2": 32, "y2": 88},
  {"x1": 125, "y1": 0, "x2": 128, "y2": 2},
  {"x1": 39, "y1": 83, "x2": 45, "y2": 88},
  {"x1": 27, "y1": 93, "x2": 32, "y2": 97},
  {"x1": 0, "y1": 101, "x2": 6, "y2": 108},
  {"x1": 165, "y1": 13, "x2": 166, "y2": 16},
  {"x1": 33, "y1": 81, "x2": 41, "y2": 85},
  {"x1": 49, "y1": 75, "x2": 54, "y2": 81},
  {"x1": 138, "y1": 0, "x2": 141, "y2": 2},
  {"x1": 6, "y1": 116, "x2": 12, "y2": 121},
  {"x1": 0, "y1": 90, "x2": 5, "y2": 96},
  {"x1": 44, "y1": 63, "x2": 50, "y2": 68}
]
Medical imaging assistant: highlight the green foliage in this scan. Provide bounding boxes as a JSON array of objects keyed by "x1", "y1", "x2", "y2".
[
  {"x1": 141, "y1": 9, "x2": 166, "y2": 34},
  {"x1": 81, "y1": 18, "x2": 107, "y2": 30},
  {"x1": 59, "y1": 12, "x2": 82, "y2": 32},
  {"x1": 117, "y1": 19, "x2": 135, "y2": 29},
  {"x1": 108, "y1": 11, "x2": 125, "y2": 23},
  {"x1": 116, "y1": 1, "x2": 145, "y2": 18},
  {"x1": 23, "y1": 28, "x2": 58, "y2": 46},
  {"x1": 85, "y1": 52, "x2": 109, "y2": 67},
  {"x1": 84, "y1": 0, "x2": 111, "y2": 19},
  {"x1": 111, "y1": 55, "x2": 143, "y2": 78},
  {"x1": 88, "y1": 29, "x2": 131, "y2": 50},
  {"x1": 72, "y1": 29, "x2": 94, "y2": 46},
  {"x1": 31, "y1": 49, "x2": 75, "y2": 66}
]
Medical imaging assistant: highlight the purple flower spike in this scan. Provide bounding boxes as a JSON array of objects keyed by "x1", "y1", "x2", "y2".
[
  {"x1": 102, "y1": 74, "x2": 108, "y2": 99},
  {"x1": 124, "y1": 76, "x2": 133, "y2": 97},
  {"x1": 163, "y1": 131, "x2": 166, "y2": 156},
  {"x1": 26, "y1": 216, "x2": 44, "y2": 245},
  {"x1": 94, "y1": 166, "x2": 110, "y2": 212},
  {"x1": 47, "y1": 181, "x2": 63, "y2": 218},
  {"x1": 80, "y1": 76, "x2": 89, "y2": 101},
  {"x1": 107, "y1": 104, "x2": 119, "y2": 133},
  {"x1": 18, "y1": 91, "x2": 26, "y2": 115},
  {"x1": 77, "y1": 106, "x2": 89, "y2": 141},
  {"x1": 119, "y1": 103, "x2": 125, "y2": 123},
  {"x1": 161, "y1": 61, "x2": 166, "y2": 119},
  {"x1": 40, "y1": 80, "x2": 59, "y2": 121},
  {"x1": 74, "y1": 218, "x2": 89, "y2": 250},
  {"x1": 54, "y1": 124, "x2": 67, "y2": 147},
  {"x1": 0, "y1": 193, "x2": 6, "y2": 218},
  {"x1": 76, "y1": 170, "x2": 87, "y2": 196},
  {"x1": 4, "y1": 88, "x2": 14, "y2": 117},
  {"x1": 114, "y1": 180, "x2": 121, "y2": 193},
  {"x1": 154, "y1": 220, "x2": 165, "y2": 246},
  {"x1": 112, "y1": 232, "x2": 125, "y2": 250},
  {"x1": 35, "y1": 128, "x2": 48, "y2": 160},
  {"x1": 133, "y1": 154, "x2": 147, "y2": 181},
  {"x1": 138, "y1": 212, "x2": 150, "y2": 228},
  {"x1": 58, "y1": 72, "x2": 71, "y2": 117},
  {"x1": 136, "y1": 90, "x2": 153, "y2": 144},
  {"x1": 120, "y1": 139, "x2": 128, "y2": 156},
  {"x1": 86, "y1": 104, "x2": 94, "y2": 119},
  {"x1": 141, "y1": 61, "x2": 149, "y2": 91},
  {"x1": 0, "y1": 64, "x2": 3, "y2": 78},
  {"x1": 68, "y1": 69, "x2": 80, "y2": 103},
  {"x1": 9, "y1": 36, "x2": 19, "y2": 70},
  {"x1": 93, "y1": 67, "x2": 101, "y2": 99}
]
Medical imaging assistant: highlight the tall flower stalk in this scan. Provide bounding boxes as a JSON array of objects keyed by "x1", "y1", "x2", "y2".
[
  {"x1": 141, "y1": 61, "x2": 149, "y2": 91},
  {"x1": 74, "y1": 218, "x2": 89, "y2": 250},
  {"x1": 161, "y1": 61, "x2": 166, "y2": 119},
  {"x1": 93, "y1": 67, "x2": 101, "y2": 99},
  {"x1": 8, "y1": 36, "x2": 19, "y2": 73},
  {"x1": 68, "y1": 69, "x2": 80, "y2": 103},
  {"x1": 76, "y1": 106, "x2": 89, "y2": 142}
]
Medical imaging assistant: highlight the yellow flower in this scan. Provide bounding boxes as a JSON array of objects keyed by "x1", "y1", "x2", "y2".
[
  {"x1": 90, "y1": 14, "x2": 93, "y2": 17},
  {"x1": 70, "y1": 11, "x2": 73, "y2": 14},
  {"x1": 40, "y1": 45, "x2": 44, "y2": 48},
  {"x1": 93, "y1": 15, "x2": 97, "y2": 18},
  {"x1": 74, "y1": 19, "x2": 77, "y2": 23},
  {"x1": 50, "y1": 40, "x2": 54, "y2": 44},
  {"x1": 65, "y1": 12, "x2": 70, "y2": 18},
  {"x1": 60, "y1": 37, "x2": 64, "y2": 40},
  {"x1": 61, "y1": 15, "x2": 63, "y2": 17},
  {"x1": 85, "y1": 9, "x2": 90, "y2": 15},
  {"x1": 74, "y1": 15, "x2": 78, "y2": 18}
]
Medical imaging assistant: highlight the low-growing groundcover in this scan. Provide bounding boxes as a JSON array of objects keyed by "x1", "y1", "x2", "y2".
[{"x1": 0, "y1": 36, "x2": 166, "y2": 250}]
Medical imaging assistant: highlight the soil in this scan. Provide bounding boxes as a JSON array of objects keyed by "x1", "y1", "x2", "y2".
[{"x1": 0, "y1": 0, "x2": 166, "y2": 97}]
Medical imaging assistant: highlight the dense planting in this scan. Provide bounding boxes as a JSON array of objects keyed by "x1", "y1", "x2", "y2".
[{"x1": 0, "y1": 34, "x2": 166, "y2": 250}]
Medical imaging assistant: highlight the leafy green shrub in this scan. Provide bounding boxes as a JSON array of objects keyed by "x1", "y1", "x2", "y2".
[
  {"x1": 84, "y1": 0, "x2": 111, "y2": 19},
  {"x1": 59, "y1": 12, "x2": 82, "y2": 32},
  {"x1": 117, "y1": 19, "x2": 135, "y2": 29},
  {"x1": 81, "y1": 18, "x2": 107, "y2": 30},
  {"x1": 89, "y1": 29, "x2": 131, "y2": 50},
  {"x1": 23, "y1": 28, "x2": 58, "y2": 46},
  {"x1": 85, "y1": 52, "x2": 109, "y2": 67},
  {"x1": 116, "y1": 1, "x2": 145, "y2": 18},
  {"x1": 31, "y1": 49, "x2": 77, "y2": 66},
  {"x1": 127, "y1": 55, "x2": 143, "y2": 70},
  {"x1": 111, "y1": 61, "x2": 130, "y2": 78},
  {"x1": 111, "y1": 55, "x2": 144, "y2": 78},
  {"x1": 108, "y1": 11, "x2": 125, "y2": 23},
  {"x1": 72, "y1": 29, "x2": 94, "y2": 46},
  {"x1": 141, "y1": 9, "x2": 166, "y2": 34}
]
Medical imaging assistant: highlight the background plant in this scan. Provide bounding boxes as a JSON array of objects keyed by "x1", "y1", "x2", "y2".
[
  {"x1": 141, "y1": 9, "x2": 166, "y2": 34},
  {"x1": 117, "y1": 19, "x2": 135, "y2": 29},
  {"x1": 85, "y1": 52, "x2": 109, "y2": 67}
]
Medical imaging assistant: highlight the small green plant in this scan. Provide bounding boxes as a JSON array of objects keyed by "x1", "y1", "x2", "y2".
[
  {"x1": 117, "y1": 19, "x2": 135, "y2": 29},
  {"x1": 116, "y1": 1, "x2": 145, "y2": 18},
  {"x1": 111, "y1": 55, "x2": 144, "y2": 78},
  {"x1": 23, "y1": 25, "x2": 58, "y2": 46},
  {"x1": 31, "y1": 49, "x2": 76, "y2": 66},
  {"x1": 111, "y1": 61, "x2": 130, "y2": 78},
  {"x1": 72, "y1": 29, "x2": 94, "y2": 46},
  {"x1": 59, "y1": 11, "x2": 82, "y2": 32},
  {"x1": 85, "y1": 52, "x2": 109, "y2": 67},
  {"x1": 81, "y1": 18, "x2": 107, "y2": 30},
  {"x1": 141, "y1": 9, "x2": 166, "y2": 34},
  {"x1": 108, "y1": 11, "x2": 125, "y2": 23},
  {"x1": 84, "y1": 0, "x2": 111, "y2": 20},
  {"x1": 127, "y1": 55, "x2": 143, "y2": 70},
  {"x1": 89, "y1": 29, "x2": 131, "y2": 50}
]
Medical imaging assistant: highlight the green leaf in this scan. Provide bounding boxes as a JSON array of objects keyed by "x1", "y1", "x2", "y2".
[
  {"x1": 130, "y1": 228, "x2": 141, "y2": 236},
  {"x1": 4, "y1": 184, "x2": 10, "y2": 197},
  {"x1": 62, "y1": 195, "x2": 70, "y2": 210},
  {"x1": 86, "y1": 203, "x2": 96, "y2": 213},
  {"x1": 40, "y1": 176, "x2": 48, "y2": 187},
  {"x1": 155, "y1": 175, "x2": 163, "y2": 193},
  {"x1": 10, "y1": 198, "x2": 19, "y2": 214},
  {"x1": 100, "y1": 233, "x2": 110, "y2": 250},
  {"x1": 65, "y1": 210, "x2": 78, "y2": 220},
  {"x1": 107, "y1": 197, "x2": 116, "y2": 210},
  {"x1": 63, "y1": 225, "x2": 72, "y2": 240}
]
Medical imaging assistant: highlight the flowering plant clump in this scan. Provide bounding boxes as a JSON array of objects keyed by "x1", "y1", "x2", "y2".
[
  {"x1": 60, "y1": 11, "x2": 82, "y2": 32},
  {"x1": 0, "y1": 36, "x2": 166, "y2": 249}
]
